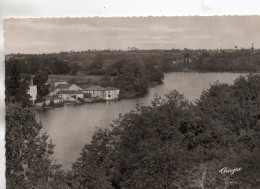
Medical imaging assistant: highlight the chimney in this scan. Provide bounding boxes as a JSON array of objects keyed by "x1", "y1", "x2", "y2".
[{"x1": 30, "y1": 78, "x2": 33, "y2": 86}]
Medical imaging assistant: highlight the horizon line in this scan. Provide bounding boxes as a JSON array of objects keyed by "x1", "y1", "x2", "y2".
[{"x1": 5, "y1": 47, "x2": 258, "y2": 56}]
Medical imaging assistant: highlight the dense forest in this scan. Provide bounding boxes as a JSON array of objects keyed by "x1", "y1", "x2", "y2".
[
  {"x1": 6, "y1": 74, "x2": 260, "y2": 188},
  {"x1": 171, "y1": 49, "x2": 260, "y2": 72},
  {"x1": 6, "y1": 48, "x2": 260, "y2": 74},
  {"x1": 5, "y1": 48, "x2": 260, "y2": 102},
  {"x1": 5, "y1": 52, "x2": 165, "y2": 102}
]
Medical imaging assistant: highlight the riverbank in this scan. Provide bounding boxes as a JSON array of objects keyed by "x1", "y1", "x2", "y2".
[
  {"x1": 32, "y1": 97, "x2": 112, "y2": 109},
  {"x1": 119, "y1": 81, "x2": 163, "y2": 99},
  {"x1": 36, "y1": 72, "x2": 249, "y2": 170}
]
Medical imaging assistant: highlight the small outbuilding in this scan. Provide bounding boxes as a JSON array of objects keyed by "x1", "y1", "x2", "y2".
[
  {"x1": 57, "y1": 90, "x2": 84, "y2": 101},
  {"x1": 45, "y1": 96, "x2": 64, "y2": 104},
  {"x1": 49, "y1": 83, "x2": 82, "y2": 96},
  {"x1": 82, "y1": 86, "x2": 106, "y2": 99},
  {"x1": 104, "y1": 87, "x2": 120, "y2": 100},
  {"x1": 27, "y1": 76, "x2": 37, "y2": 102}
]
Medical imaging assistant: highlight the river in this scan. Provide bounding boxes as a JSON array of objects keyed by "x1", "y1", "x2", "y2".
[{"x1": 36, "y1": 72, "x2": 246, "y2": 169}]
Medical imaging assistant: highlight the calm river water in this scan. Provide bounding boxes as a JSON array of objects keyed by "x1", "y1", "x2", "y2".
[{"x1": 36, "y1": 72, "x2": 246, "y2": 169}]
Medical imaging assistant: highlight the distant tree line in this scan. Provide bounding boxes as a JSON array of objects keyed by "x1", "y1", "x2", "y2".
[
  {"x1": 5, "y1": 56, "x2": 72, "y2": 75},
  {"x1": 7, "y1": 49, "x2": 260, "y2": 75},
  {"x1": 169, "y1": 49, "x2": 260, "y2": 72},
  {"x1": 6, "y1": 74, "x2": 260, "y2": 188}
]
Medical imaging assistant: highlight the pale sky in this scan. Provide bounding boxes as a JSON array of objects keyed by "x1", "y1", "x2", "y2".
[{"x1": 4, "y1": 16, "x2": 260, "y2": 54}]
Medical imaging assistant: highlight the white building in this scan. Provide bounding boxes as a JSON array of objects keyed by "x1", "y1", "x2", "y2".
[
  {"x1": 83, "y1": 86, "x2": 106, "y2": 99},
  {"x1": 27, "y1": 77, "x2": 37, "y2": 102},
  {"x1": 104, "y1": 87, "x2": 120, "y2": 100},
  {"x1": 44, "y1": 96, "x2": 64, "y2": 105},
  {"x1": 57, "y1": 90, "x2": 84, "y2": 101},
  {"x1": 49, "y1": 83, "x2": 82, "y2": 96},
  {"x1": 82, "y1": 86, "x2": 120, "y2": 100}
]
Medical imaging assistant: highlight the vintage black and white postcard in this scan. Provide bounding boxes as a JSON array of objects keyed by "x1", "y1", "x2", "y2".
[{"x1": 2, "y1": 2, "x2": 260, "y2": 189}]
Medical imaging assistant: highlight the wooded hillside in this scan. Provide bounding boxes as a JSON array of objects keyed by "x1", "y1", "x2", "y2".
[
  {"x1": 6, "y1": 48, "x2": 260, "y2": 74},
  {"x1": 6, "y1": 74, "x2": 260, "y2": 188}
]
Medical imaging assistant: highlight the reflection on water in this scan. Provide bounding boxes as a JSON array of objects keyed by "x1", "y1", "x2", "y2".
[{"x1": 36, "y1": 72, "x2": 246, "y2": 169}]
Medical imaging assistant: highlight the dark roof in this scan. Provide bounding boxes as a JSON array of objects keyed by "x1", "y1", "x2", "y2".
[
  {"x1": 57, "y1": 90, "x2": 83, "y2": 95},
  {"x1": 78, "y1": 84, "x2": 91, "y2": 89},
  {"x1": 84, "y1": 86, "x2": 105, "y2": 91},
  {"x1": 105, "y1": 87, "x2": 119, "y2": 91},
  {"x1": 55, "y1": 84, "x2": 72, "y2": 89}
]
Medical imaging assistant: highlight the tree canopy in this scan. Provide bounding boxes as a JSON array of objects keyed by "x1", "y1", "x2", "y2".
[
  {"x1": 6, "y1": 104, "x2": 68, "y2": 188},
  {"x1": 70, "y1": 74, "x2": 260, "y2": 188},
  {"x1": 5, "y1": 74, "x2": 260, "y2": 188},
  {"x1": 5, "y1": 60, "x2": 31, "y2": 107}
]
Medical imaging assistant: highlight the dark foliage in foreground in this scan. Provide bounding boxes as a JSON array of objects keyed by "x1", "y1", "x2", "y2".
[
  {"x1": 5, "y1": 60, "x2": 31, "y2": 107},
  {"x1": 71, "y1": 74, "x2": 260, "y2": 188},
  {"x1": 6, "y1": 74, "x2": 260, "y2": 188},
  {"x1": 6, "y1": 104, "x2": 69, "y2": 189}
]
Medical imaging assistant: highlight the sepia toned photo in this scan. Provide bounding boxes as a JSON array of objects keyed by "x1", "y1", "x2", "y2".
[{"x1": 4, "y1": 17, "x2": 260, "y2": 188}]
